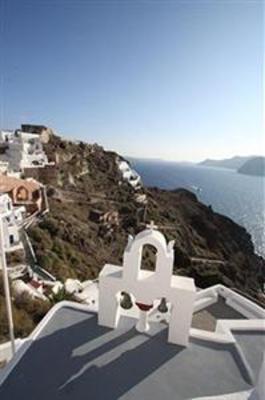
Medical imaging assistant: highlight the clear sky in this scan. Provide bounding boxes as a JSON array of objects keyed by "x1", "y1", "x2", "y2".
[{"x1": 0, "y1": 0, "x2": 263, "y2": 161}]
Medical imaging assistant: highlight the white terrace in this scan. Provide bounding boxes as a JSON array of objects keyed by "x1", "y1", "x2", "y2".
[
  {"x1": 0, "y1": 227, "x2": 264, "y2": 400},
  {"x1": 0, "y1": 130, "x2": 50, "y2": 172}
]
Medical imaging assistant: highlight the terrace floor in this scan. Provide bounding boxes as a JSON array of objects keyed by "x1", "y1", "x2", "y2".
[
  {"x1": 192, "y1": 297, "x2": 246, "y2": 331},
  {"x1": 1, "y1": 305, "x2": 262, "y2": 400}
]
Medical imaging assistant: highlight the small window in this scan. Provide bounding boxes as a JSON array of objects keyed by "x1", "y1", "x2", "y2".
[{"x1": 9, "y1": 235, "x2": 15, "y2": 245}]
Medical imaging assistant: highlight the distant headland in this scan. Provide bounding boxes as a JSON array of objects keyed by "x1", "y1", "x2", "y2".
[
  {"x1": 238, "y1": 157, "x2": 265, "y2": 177},
  {"x1": 199, "y1": 156, "x2": 265, "y2": 177}
]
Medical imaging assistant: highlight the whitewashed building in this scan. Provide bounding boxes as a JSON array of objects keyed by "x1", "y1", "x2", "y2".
[
  {"x1": 0, "y1": 129, "x2": 50, "y2": 173},
  {"x1": 0, "y1": 194, "x2": 25, "y2": 253},
  {"x1": 118, "y1": 159, "x2": 142, "y2": 189}
]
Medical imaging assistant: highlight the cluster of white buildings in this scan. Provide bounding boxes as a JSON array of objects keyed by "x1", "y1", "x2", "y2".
[
  {"x1": 0, "y1": 183, "x2": 64, "y2": 300},
  {"x1": 0, "y1": 122, "x2": 94, "y2": 304},
  {"x1": 0, "y1": 126, "x2": 55, "y2": 299},
  {"x1": 0, "y1": 172, "x2": 50, "y2": 281},
  {"x1": 0, "y1": 126, "x2": 52, "y2": 174},
  {"x1": 0, "y1": 189, "x2": 54, "y2": 294},
  {"x1": 0, "y1": 172, "x2": 85, "y2": 304}
]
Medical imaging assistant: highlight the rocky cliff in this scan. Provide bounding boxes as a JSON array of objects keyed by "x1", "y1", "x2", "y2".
[{"x1": 26, "y1": 134, "x2": 264, "y2": 303}]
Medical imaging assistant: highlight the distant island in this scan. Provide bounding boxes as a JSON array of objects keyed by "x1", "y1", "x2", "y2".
[
  {"x1": 198, "y1": 156, "x2": 254, "y2": 170},
  {"x1": 238, "y1": 156, "x2": 265, "y2": 177},
  {"x1": 199, "y1": 155, "x2": 265, "y2": 177}
]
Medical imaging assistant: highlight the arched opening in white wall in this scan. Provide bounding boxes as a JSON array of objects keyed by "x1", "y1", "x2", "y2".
[{"x1": 140, "y1": 244, "x2": 157, "y2": 273}]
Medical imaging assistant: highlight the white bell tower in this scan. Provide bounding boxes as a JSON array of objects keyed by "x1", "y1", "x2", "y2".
[{"x1": 98, "y1": 225, "x2": 196, "y2": 347}]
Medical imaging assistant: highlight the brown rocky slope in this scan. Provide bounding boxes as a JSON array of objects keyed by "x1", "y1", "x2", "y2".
[{"x1": 26, "y1": 134, "x2": 264, "y2": 302}]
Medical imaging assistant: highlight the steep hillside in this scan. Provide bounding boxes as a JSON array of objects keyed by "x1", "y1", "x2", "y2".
[{"x1": 26, "y1": 135, "x2": 264, "y2": 302}]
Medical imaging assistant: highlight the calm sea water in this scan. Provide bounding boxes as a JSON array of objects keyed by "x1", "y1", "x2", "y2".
[{"x1": 130, "y1": 159, "x2": 265, "y2": 257}]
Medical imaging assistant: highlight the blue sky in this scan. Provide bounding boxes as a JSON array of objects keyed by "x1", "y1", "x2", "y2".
[{"x1": 0, "y1": 0, "x2": 263, "y2": 161}]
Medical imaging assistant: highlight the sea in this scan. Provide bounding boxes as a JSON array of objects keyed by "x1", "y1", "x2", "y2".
[{"x1": 129, "y1": 159, "x2": 265, "y2": 258}]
